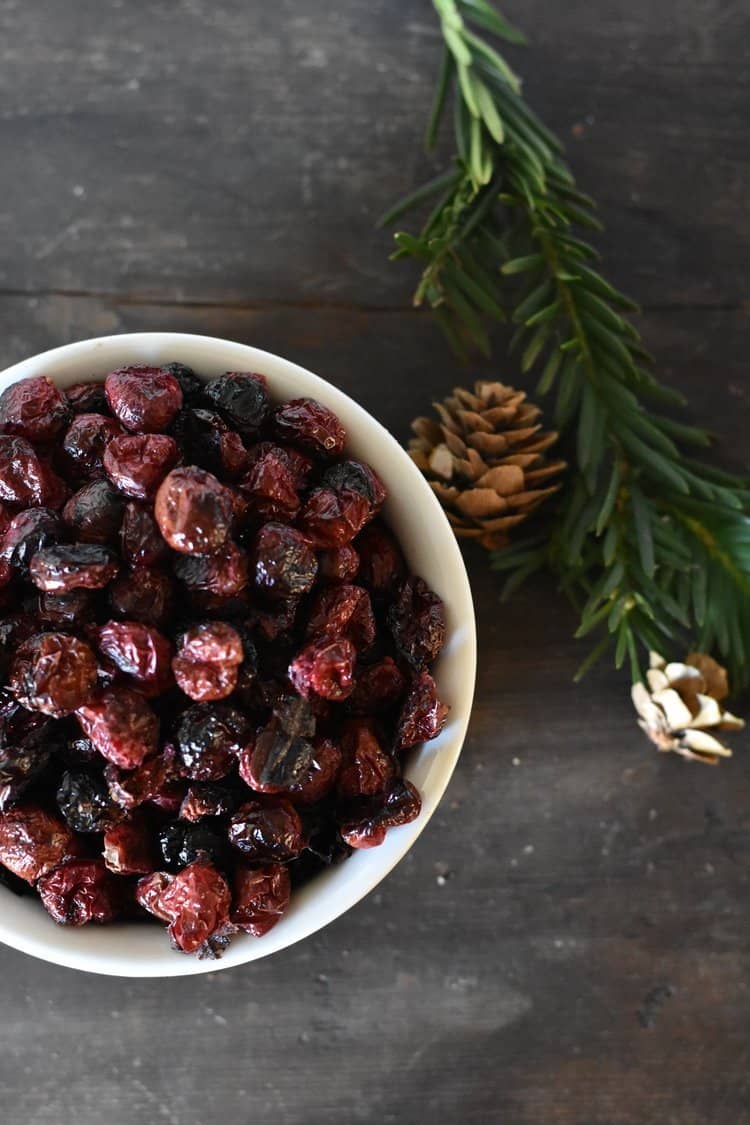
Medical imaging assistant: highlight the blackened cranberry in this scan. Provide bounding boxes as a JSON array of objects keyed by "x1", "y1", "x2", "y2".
[
  {"x1": 241, "y1": 725, "x2": 316, "y2": 793},
  {"x1": 203, "y1": 371, "x2": 270, "y2": 436},
  {"x1": 299, "y1": 488, "x2": 371, "y2": 548},
  {"x1": 1, "y1": 508, "x2": 64, "y2": 573},
  {"x1": 175, "y1": 703, "x2": 248, "y2": 780},
  {"x1": 38, "y1": 858, "x2": 121, "y2": 925},
  {"x1": 76, "y1": 687, "x2": 159, "y2": 768},
  {"x1": 97, "y1": 619, "x2": 173, "y2": 696},
  {"x1": 174, "y1": 541, "x2": 249, "y2": 596},
  {"x1": 38, "y1": 589, "x2": 93, "y2": 627},
  {"x1": 163, "y1": 362, "x2": 203, "y2": 403},
  {"x1": 62, "y1": 413, "x2": 123, "y2": 477},
  {"x1": 103, "y1": 812, "x2": 155, "y2": 874},
  {"x1": 104, "y1": 433, "x2": 180, "y2": 499},
  {"x1": 289, "y1": 637, "x2": 356, "y2": 701},
  {"x1": 355, "y1": 523, "x2": 405, "y2": 594},
  {"x1": 231, "y1": 862, "x2": 290, "y2": 936},
  {"x1": 158, "y1": 821, "x2": 228, "y2": 871},
  {"x1": 10, "y1": 632, "x2": 98, "y2": 717},
  {"x1": 387, "y1": 576, "x2": 446, "y2": 670},
  {"x1": 0, "y1": 701, "x2": 56, "y2": 810},
  {"x1": 120, "y1": 503, "x2": 170, "y2": 566},
  {"x1": 173, "y1": 622, "x2": 244, "y2": 702},
  {"x1": 321, "y1": 460, "x2": 386, "y2": 508},
  {"x1": 228, "y1": 797, "x2": 304, "y2": 861},
  {"x1": 305, "y1": 585, "x2": 375, "y2": 649},
  {"x1": 136, "y1": 861, "x2": 231, "y2": 954},
  {"x1": 173, "y1": 408, "x2": 249, "y2": 479},
  {"x1": 179, "y1": 783, "x2": 237, "y2": 822},
  {"x1": 0, "y1": 804, "x2": 80, "y2": 882},
  {"x1": 105, "y1": 365, "x2": 183, "y2": 433},
  {"x1": 395, "y1": 671, "x2": 449, "y2": 749},
  {"x1": 109, "y1": 566, "x2": 174, "y2": 626},
  {"x1": 0, "y1": 375, "x2": 71, "y2": 442},
  {"x1": 30, "y1": 543, "x2": 119, "y2": 592},
  {"x1": 272, "y1": 397, "x2": 346, "y2": 460},
  {"x1": 63, "y1": 479, "x2": 125, "y2": 544},
  {"x1": 155, "y1": 466, "x2": 234, "y2": 555},
  {"x1": 57, "y1": 768, "x2": 119, "y2": 833},
  {"x1": 66, "y1": 382, "x2": 109, "y2": 415},
  {"x1": 251, "y1": 522, "x2": 317, "y2": 599},
  {"x1": 318, "y1": 545, "x2": 359, "y2": 583}
]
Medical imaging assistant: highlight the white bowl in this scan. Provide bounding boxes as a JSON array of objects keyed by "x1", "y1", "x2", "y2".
[{"x1": 0, "y1": 332, "x2": 476, "y2": 976}]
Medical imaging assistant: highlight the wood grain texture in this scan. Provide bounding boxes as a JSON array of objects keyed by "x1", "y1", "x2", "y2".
[{"x1": 1, "y1": 2, "x2": 750, "y2": 1124}]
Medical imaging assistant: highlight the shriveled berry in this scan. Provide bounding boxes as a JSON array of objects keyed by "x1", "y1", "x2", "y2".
[
  {"x1": 103, "y1": 432, "x2": 180, "y2": 500},
  {"x1": 395, "y1": 671, "x2": 449, "y2": 750},
  {"x1": 63, "y1": 480, "x2": 125, "y2": 544},
  {"x1": 66, "y1": 382, "x2": 109, "y2": 414},
  {"x1": 97, "y1": 619, "x2": 174, "y2": 696},
  {"x1": 319, "y1": 545, "x2": 359, "y2": 584},
  {"x1": 105, "y1": 365, "x2": 183, "y2": 433},
  {"x1": 104, "y1": 750, "x2": 176, "y2": 810},
  {"x1": 287, "y1": 737, "x2": 341, "y2": 806},
  {"x1": 163, "y1": 362, "x2": 203, "y2": 403},
  {"x1": 173, "y1": 621, "x2": 244, "y2": 702},
  {"x1": 57, "y1": 768, "x2": 119, "y2": 833},
  {"x1": 102, "y1": 812, "x2": 155, "y2": 874},
  {"x1": 387, "y1": 576, "x2": 446, "y2": 670},
  {"x1": 203, "y1": 371, "x2": 270, "y2": 436},
  {"x1": 10, "y1": 632, "x2": 98, "y2": 717},
  {"x1": 231, "y1": 862, "x2": 290, "y2": 936},
  {"x1": 159, "y1": 821, "x2": 228, "y2": 871},
  {"x1": 0, "y1": 804, "x2": 80, "y2": 882},
  {"x1": 305, "y1": 584, "x2": 375, "y2": 649},
  {"x1": 347, "y1": 657, "x2": 406, "y2": 715},
  {"x1": 172, "y1": 408, "x2": 248, "y2": 479},
  {"x1": 272, "y1": 397, "x2": 346, "y2": 460},
  {"x1": 241, "y1": 725, "x2": 315, "y2": 793},
  {"x1": 36, "y1": 462, "x2": 69, "y2": 511},
  {"x1": 355, "y1": 523, "x2": 405, "y2": 594},
  {"x1": 136, "y1": 861, "x2": 231, "y2": 954},
  {"x1": 0, "y1": 700, "x2": 57, "y2": 810},
  {"x1": 155, "y1": 466, "x2": 234, "y2": 555},
  {"x1": 38, "y1": 858, "x2": 121, "y2": 925},
  {"x1": 321, "y1": 460, "x2": 386, "y2": 508},
  {"x1": 228, "y1": 797, "x2": 304, "y2": 861},
  {"x1": 62, "y1": 413, "x2": 123, "y2": 477},
  {"x1": 109, "y1": 566, "x2": 173, "y2": 626},
  {"x1": 251, "y1": 522, "x2": 317, "y2": 600},
  {"x1": 76, "y1": 687, "x2": 159, "y2": 769},
  {"x1": 174, "y1": 541, "x2": 249, "y2": 597},
  {"x1": 0, "y1": 435, "x2": 51, "y2": 506},
  {"x1": 289, "y1": 637, "x2": 355, "y2": 702},
  {"x1": 0, "y1": 375, "x2": 71, "y2": 442},
  {"x1": 30, "y1": 543, "x2": 119, "y2": 592},
  {"x1": 119, "y1": 503, "x2": 170, "y2": 566},
  {"x1": 337, "y1": 720, "x2": 395, "y2": 798},
  {"x1": 239, "y1": 444, "x2": 302, "y2": 521},
  {"x1": 252, "y1": 597, "x2": 300, "y2": 642},
  {"x1": 175, "y1": 703, "x2": 248, "y2": 780},
  {"x1": 340, "y1": 779, "x2": 422, "y2": 850},
  {"x1": 1, "y1": 508, "x2": 64, "y2": 573},
  {"x1": 38, "y1": 589, "x2": 93, "y2": 629},
  {"x1": 179, "y1": 783, "x2": 237, "y2": 823},
  {"x1": 299, "y1": 488, "x2": 371, "y2": 548}
]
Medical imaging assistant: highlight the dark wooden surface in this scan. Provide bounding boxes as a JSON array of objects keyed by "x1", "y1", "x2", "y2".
[{"x1": 1, "y1": 2, "x2": 750, "y2": 1122}]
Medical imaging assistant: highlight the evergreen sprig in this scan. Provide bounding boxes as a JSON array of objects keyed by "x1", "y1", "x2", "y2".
[{"x1": 383, "y1": 0, "x2": 750, "y2": 687}]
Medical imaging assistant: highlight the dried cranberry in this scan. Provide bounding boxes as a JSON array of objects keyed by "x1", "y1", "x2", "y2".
[
  {"x1": 173, "y1": 621, "x2": 244, "y2": 702},
  {"x1": 63, "y1": 480, "x2": 125, "y2": 544},
  {"x1": 239, "y1": 444, "x2": 302, "y2": 521},
  {"x1": 0, "y1": 435, "x2": 51, "y2": 506},
  {"x1": 1, "y1": 508, "x2": 65, "y2": 573},
  {"x1": 0, "y1": 804, "x2": 80, "y2": 882},
  {"x1": 155, "y1": 466, "x2": 234, "y2": 555},
  {"x1": 252, "y1": 598, "x2": 300, "y2": 641},
  {"x1": 103, "y1": 432, "x2": 180, "y2": 500},
  {"x1": 272, "y1": 397, "x2": 346, "y2": 460},
  {"x1": 38, "y1": 589, "x2": 93, "y2": 628},
  {"x1": 241, "y1": 724, "x2": 315, "y2": 793},
  {"x1": 66, "y1": 382, "x2": 109, "y2": 414},
  {"x1": 355, "y1": 524, "x2": 405, "y2": 594},
  {"x1": 162, "y1": 362, "x2": 203, "y2": 403},
  {"x1": 0, "y1": 375, "x2": 71, "y2": 442},
  {"x1": 288, "y1": 737, "x2": 341, "y2": 806},
  {"x1": 179, "y1": 783, "x2": 237, "y2": 822},
  {"x1": 97, "y1": 619, "x2": 174, "y2": 696},
  {"x1": 340, "y1": 779, "x2": 422, "y2": 849},
  {"x1": 136, "y1": 861, "x2": 231, "y2": 954},
  {"x1": 337, "y1": 720, "x2": 395, "y2": 798},
  {"x1": 109, "y1": 566, "x2": 174, "y2": 626},
  {"x1": 119, "y1": 503, "x2": 170, "y2": 566},
  {"x1": 158, "y1": 821, "x2": 228, "y2": 872},
  {"x1": 228, "y1": 797, "x2": 304, "y2": 861},
  {"x1": 30, "y1": 543, "x2": 119, "y2": 592},
  {"x1": 38, "y1": 858, "x2": 121, "y2": 925},
  {"x1": 231, "y1": 862, "x2": 290, "y2": 936},
  {"x1": 105, "y1": 365, "x2": 183, "y2": 433},
  {"x1": 76, "y1": 687, "x2": 159, "y2": 768},
  {"x1": 0, "y1": 701, "x2": 56, "y2": 810},
  {"x1": 347, "y1": 657, "x2": 406, "y2": 715},
  {"x1": 104, "y1": 750, "x2": 175, "y2": 810},
  {"x1": 318, "y1": 545, "x2": 359, "y2": 583},
  {"x1": 10, "y1": 632, "x2": 98, "y2": 716},
  {"x1": 172, "y1": 408, "x2": 248, "y2": 479},
  {"x1": 175, "y1": 703, "x2": 248, "y2": 780},
  {"x1": 57, "y1": 768, "x2": 119, "y2": 833},
  {"x1": 174, "y1": 541, "x2": 249, "y2": 597},
  {"x1": 299, "y1": 488, "x2": 371, "y2": 548},
  {"x1": 203, "y1": 371, "x2": 270, "y2": 436},
  {"x1": 251, "y1": 522, "x2": 317, "y2": 600},
  {"x1": 321, "y1": 460, "x2": 386, "y2": 508},
  {"x1": 102, "y1": 812, "x2": 155, "y2": 874},
  {"x1": 37, "y1": 463, "x2": 69, "y2": 511},
  {"x1": 305, "y1": 584, "x2": 375, "y2": 649},
  {"x1": 387, "y1": 576, "x2": 446, "y2": 671},
  {"x1": 62, "y1": 413, "x2": 123, "y2": 477},
  {"x1": 395, "y1": 671, "x2": 449, "y2": 749},
  {"x1": 289, "y1": 636, "x2": 355, "y2": 701}
]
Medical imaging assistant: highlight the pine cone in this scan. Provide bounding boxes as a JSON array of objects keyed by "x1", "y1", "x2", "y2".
[
  {"x1": 631, "y1": 651, "x2": 744, "y2": 765},
  {"x1": 409, "y1": 381, "x2": 566, "y2": 550}
]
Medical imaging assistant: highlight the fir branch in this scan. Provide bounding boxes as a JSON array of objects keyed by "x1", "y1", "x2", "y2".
[{"x1": 384, "y1": 0, "x2": 750, "y2": 688}]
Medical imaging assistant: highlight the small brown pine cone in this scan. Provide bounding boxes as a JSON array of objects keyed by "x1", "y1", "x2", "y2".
[{"x1": 409, "y1": 381, "x2": 566, "y2": 550}]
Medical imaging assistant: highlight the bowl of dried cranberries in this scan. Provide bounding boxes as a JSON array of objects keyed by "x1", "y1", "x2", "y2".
[{"x1": 0, "y1": 332, "x2": 476, "y2": 976}]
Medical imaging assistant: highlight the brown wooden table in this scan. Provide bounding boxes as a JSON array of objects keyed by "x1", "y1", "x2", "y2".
[{"x1": 1, "y1": 3, "x2": 749, "y2": 1122}]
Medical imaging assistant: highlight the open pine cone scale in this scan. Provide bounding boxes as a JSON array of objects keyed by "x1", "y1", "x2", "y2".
[{"x1": 410, "y1": 381, "x2": 566, "y2": 549}]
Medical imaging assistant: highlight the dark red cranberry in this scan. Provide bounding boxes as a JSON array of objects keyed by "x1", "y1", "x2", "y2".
[
  {"x1": 305, "y1": 584, "x2": 375, "y2": 649},
  {"x1": 136, "y1": 861, "x2": 231, "y2": 954},
  {"x1": 119, "y1": 503, "x2": 170, "y2": 567},
  {"x1": 298, "y1": 488, "x2": 371, "y2": 547},
  {"x1": 241, "y1": 723, "x2": 315, "y2": 794},
  {"x1": 318, "y1": 545, "x2": 359, "y2": 583},
  {"x1": 355, "y1": 523, "x2": 405, "y2": 594},
  {"x1": 238, "y1": 444, "x2": 302, "y2": 522},
  {"x1": 0, "y1": 435, "x2": 52, "y2": 506},
  {"x1": 104, "y1": 433, "x2": 180, "y2": 499},
  {"x1": 387, "y1": 576, "x2": 446, "y2": 670},
  {"x1": 38, "y1": 858, "x2": 121, "y2": 925},
  {"x1": 97, "y1": 619, "x2": 174, "y2": 696},
  {"x1": 10, "y1": 632, "x2": 98, "y2": 717},
  {"x1": 109, "y1": 566, "x2": 174, "y2": 626},
  {"x1": 62, "y1": 413, "x2": 123, "y2": 477},
  {"x1": 155, "y1": 466, "x2": 234, "y2": 555},
  {"x1": 175, "y1": 703, "x2": 248, "y2": 780},
  {"x1": 395, "y1": 671, "x2": 449, "y2": 749},
  {"x1": 179, "y1": 783, "x2": 237, "y2": 822},
  {"x1": 231, "y1": 862, "x2": 290, "y2": 936},
  {"x1": 347, "y1": 657, "x2": 406, "y2": 715},
  {"x1": 56, "y1": 768, "x2": 120, "y2": 833},
  {"x1": 0, "y1": 700, "x2": 57, "y2": 810},
  {"x1": 102, "y1": 812, "x2": 155, "y2": 874},
  {"x1": 1, "y1": 508, "x2": 65, "y2": 573},
  {"x1": 172, "y1": 408, "x2": 248, "y2": 479},
  {"x1": 76, "y1": 687, "x2": 159, "y2": 769},
  {"x1": 174, "y1": 541, "x2": 249, "y2": 597},
  {"x1": 66, "y1": 382, "x2": 110, "y2": 415},
  {"x1": 30, "y1": 543, "x2": 119, "y2": 592},
  {"x1": 251, "y1": 522, "x2": 317, "y2": 600},
  {"x1": 287, "y1": 737, "x2": 342, "y2": 806},
  {"x1": 0, "y1": 375, "x2": 71, "y2": 442},
  {"x1": 105, "y1": 365, "x2": 183, "y2": 433},
  {"x1": 340, "y1": 779, "x2": 422, "y2": 849},
  {"x1": 289, "y1": 637, "x2": 356, "y2": 701},
  {"x1": 337, "y1": 720, "x2": 395, "y2": 798},
  {"x1": 63, "y1": 479, "x2": 125, "y2": 544},
  {"x1": 104, "y1": 751, "x2": 176, "y2": 810},
  {"x1": 0, "y1": 804, "x2": 80, "y2": 882},
  {"x1": 38, "y1": 589, "x2": 94, "y2": 627},
  {"x1": 272, "y1": 397, "x2": 346, "y2": 460},
  {"x1": 203, "y1": 371, "x2": 270, "y2": 436},
  {"x1": 228, "y1": 797, "x2": 304, "y2": 861},
  {"x1": 172, "y1": 621, "x2": 244, "y2": 702}
]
